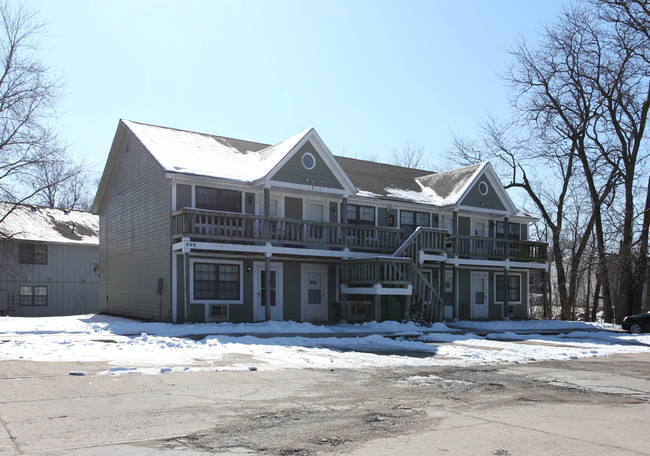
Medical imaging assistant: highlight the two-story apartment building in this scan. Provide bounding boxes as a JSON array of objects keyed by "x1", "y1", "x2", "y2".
[
  {"x1": 92, "y1": 120, "x2": 548, "y2": 323},
  {"x1": 0, "y1": 203, "x2": 99, "y2": 317}
]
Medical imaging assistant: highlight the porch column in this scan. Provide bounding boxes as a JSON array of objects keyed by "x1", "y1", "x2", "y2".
[
  {"x1": 374, "y1": 295, "x2": 382, "y2": 322},
  {"x1": 441, "y1": 261, "x2": 446, "y2": 318},
  {"x1": 503, "y1": 266, "x2": 509, "y2": 319},
  {"x1": 341, "y1": 197, "x2": 348, "y2": 245},
  {"x1": 264, "y1": 187, "x2": 271, "y2": 239},
  {"x1": 453, "y1": 265, "x2": 459, "y2": 320},
  {"x1": 265, "y1": 252, "x2": 271, "y2": 321},
  {"x1": 182, "y1": 237, "x2": 192, "y2": 323},
  {"x1": 542, "y1": 269, "x2": 548, "y2": 319},
  {"x1": 504, "y1": 217, "x2": 509, "y2": 257}
]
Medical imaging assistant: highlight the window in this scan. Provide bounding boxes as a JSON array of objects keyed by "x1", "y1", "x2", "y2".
[
  {"x1": 19, "y1": 286, "x2": 48, "y2": 306},
  {"x1": 496, "y1": 275, "x2": 521, "y2": 303},
  {"x1": 347, "y1": 204, "x2": 375, "y2": 226},
  {"x1": 301, "y1": 152, "x2": 316, "y2": 170},
  {"x1": 400, "y1": 210, "x2": 430, "y2": 234},
  {"x1": 196, "y1": 186, "x2": 242, "y2": 213},
  {"x1": 210, "y1": 304, "x2": 228, "y2": 319},
  {"x1": 193, "y1": 262, "x2": 241, "y2": 301},
  {"x1": 479, "y1": 181, "x2": 489, "y2": 195},
  {"x1": 19, "y1": 244, "x2": 47, "y2": 264},
  {"x1": 496, "y1": 221, "x2": 521, "y2": 240}
]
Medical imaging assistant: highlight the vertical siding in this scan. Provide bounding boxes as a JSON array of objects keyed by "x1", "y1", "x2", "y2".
[
  {"x1": 99, "y1": 133, "x2": 172, "y2": 321},
  {"x1": 0, "y1": 242, "x2": 99, "y2": 317}
]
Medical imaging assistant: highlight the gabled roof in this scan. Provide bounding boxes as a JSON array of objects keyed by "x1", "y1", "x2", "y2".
[
  {"x1": 415, "y1": 163, "x2": 485, "y2": 206},
  {"x1": 123, "y1": 120, "x2": 311, "y2": 182},
  {"x1": 93, "y1": 120, "x2": 527, "y2": 218},
  {"x1": 0, "y1": 202, "x2": 99, "y2": 245},
  {"x1": 334, "y1": 156, "x2": 432, "y2": 196}
]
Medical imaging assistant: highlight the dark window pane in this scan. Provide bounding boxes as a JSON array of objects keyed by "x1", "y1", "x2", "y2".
[{"x1": 196, "y1": 187, "x2": 242, "y2": 212}]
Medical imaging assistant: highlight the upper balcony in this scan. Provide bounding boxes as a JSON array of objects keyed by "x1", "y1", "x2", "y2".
[{"x1": 172, "y1": 208, "x2": 547, "y2": 263}]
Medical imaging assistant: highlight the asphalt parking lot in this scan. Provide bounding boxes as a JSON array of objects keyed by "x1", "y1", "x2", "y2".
[{"x1": 1, "y1": 352, "x2": 649, "y2": 455}]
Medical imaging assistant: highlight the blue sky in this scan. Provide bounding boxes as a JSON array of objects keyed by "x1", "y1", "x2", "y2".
[{"x1": 30, "y1": 0, "x2": 566, "y2": 174}]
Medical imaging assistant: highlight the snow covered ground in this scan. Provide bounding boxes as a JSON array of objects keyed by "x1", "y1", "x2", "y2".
[{"x1": 1, "y1": 314, "x2": 648, "y2": 376}]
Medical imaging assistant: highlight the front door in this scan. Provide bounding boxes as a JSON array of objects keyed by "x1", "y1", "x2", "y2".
[
  {"x1": 471, "y1": 272, "x2": 489, "y2": 319},
  {"x1": 473, "y1": 219, "x2": 487, "y2": 254},
  {"x1": 301, "y1": 264, "x2": 328, "y2": 322},
  {"x1": 253, "y1": 263, "x2": 283, "y2": 321},
  {"x1": 307, "y1": 202, "x2": 325, "y2": 242}
]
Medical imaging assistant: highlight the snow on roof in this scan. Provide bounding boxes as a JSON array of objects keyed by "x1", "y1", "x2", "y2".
[
  {"x1": 414, "y1": 163, "x2": 485, "y2": 206},
  {"x1": 0, "y1": 203, "x2": 98, "y2": 245},
  {"x1": 123, "y1": 120, "x2": 311, "y2": 182}
]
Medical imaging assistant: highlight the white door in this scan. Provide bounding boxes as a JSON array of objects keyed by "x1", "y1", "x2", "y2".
[
  {"x1": 307, "y1": 202, "x2": 325, "y2": 242},
  {"x1": 301, "y1": 264, "x2": 328, "y2": 322},
  {"x1": 473, "y1": 220, "x2": 487, "y2": 254},
  {"x1": 253, "y1": 263, "x2": 283, "y2": 321},
  {"x1": 471, "y1": 272, "x2": 489, "y2": 319}
]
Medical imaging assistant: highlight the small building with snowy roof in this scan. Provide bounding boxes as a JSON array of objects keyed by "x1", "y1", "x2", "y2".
[
  {"x1": 0, "y1": 203, "x2": 99, "y2": 317},
  {"x1": 92, "y1": 119, "x2": 547, "y2": 324}
]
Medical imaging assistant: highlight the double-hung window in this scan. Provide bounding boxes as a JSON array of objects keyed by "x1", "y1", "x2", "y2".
[
  {"x1": 400, "y1": 210, "x2": 430, "y2": 234},
  {"x1": 496, "y1": 275, "x2": 521, "y2": 303},
  {"x1": 496, "y1": 221, "x2": 521, "y2": 240},
  {"x1": 19, "y1": 286, "x2": 48, "y2": 306},
  {"x1": 192, "y1": 261, "x2": 242, "y2": 302},
  {"x1": 347, "y1": 204, "x2": 375, "y2": 226}
]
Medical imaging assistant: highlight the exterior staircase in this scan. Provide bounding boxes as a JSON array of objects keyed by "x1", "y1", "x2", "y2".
[{"x1": 341, "y1": 226, "x2": 449, "y2": 322}]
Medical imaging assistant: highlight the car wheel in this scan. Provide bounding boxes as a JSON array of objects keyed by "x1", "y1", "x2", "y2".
[{"x1": 630, "y1": 322, "x2": 643, "y2": 334}]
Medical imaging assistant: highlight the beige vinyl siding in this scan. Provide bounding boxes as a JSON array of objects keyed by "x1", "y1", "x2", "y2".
[
  {"x1": 99, "y1": 133, "x2": 172, "y2": 321},
  {"x1": 272, "y1": 142, "x2": 344, "y2": 190}
]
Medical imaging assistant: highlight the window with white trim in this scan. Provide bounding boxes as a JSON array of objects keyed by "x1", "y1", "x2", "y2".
[
  {"x1": 347, "y1": 204, "x2": 375, "y2": 226},
  {"x1": 495, "y1": 274, "x2": 521, "y2": 303},
  {"x1": 209, "y1": 304, "x2": 228, "y2": 320},
  {"x1": 19, "y1": 286, "x2": 48, "y2": 306},
  {"x1": 400, "y1": 210, "x2": 430, "y2": 234},
  {"x1": 192, "y1": 261, "x2": 242, "y2": 302},
  {"x1": 196, "y1": 186, "x2": 242, "y2": 213},
  {"x1": 496, "y1": 221, "x2": 521, "y2": 240}
]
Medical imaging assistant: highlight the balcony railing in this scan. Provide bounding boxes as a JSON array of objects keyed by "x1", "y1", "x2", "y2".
[
  {"x1": 172, "y1": 208, "x2": 547, "y2": 262},
  {"x1": 452, "y1": 235, "x2": 547, "y2": 262},
  {"x1": 172, "y1": 208, "x2": 404, "y2": 252},
  {"x1": 342, "y1": 257, "x2": 412, "y2": 287}
]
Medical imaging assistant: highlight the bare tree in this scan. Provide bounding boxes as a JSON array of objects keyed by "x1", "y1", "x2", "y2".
[
  {"x1": 390, "y1": 141, "x2": 431, "y2": 169},
  {"x1": 25, "y1": 155, "x2": 95, "y2": 211},
  {"x1": 0, "y1": 2, "x2": 79, "y2": 235}
]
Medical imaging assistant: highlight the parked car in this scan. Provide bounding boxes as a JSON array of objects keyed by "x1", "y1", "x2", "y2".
[{"x1": 621, "y1": 312, "x2": 650, "y2": 334}]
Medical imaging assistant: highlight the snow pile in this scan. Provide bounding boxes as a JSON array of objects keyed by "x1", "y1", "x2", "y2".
[{"x1": 0, "y1": 315, "x2": 648, "y2": 376}]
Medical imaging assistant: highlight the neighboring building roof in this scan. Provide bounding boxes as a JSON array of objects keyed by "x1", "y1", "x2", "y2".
[{"x1": 0, "y1": 203, "x2": 99, "y2": 245}]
